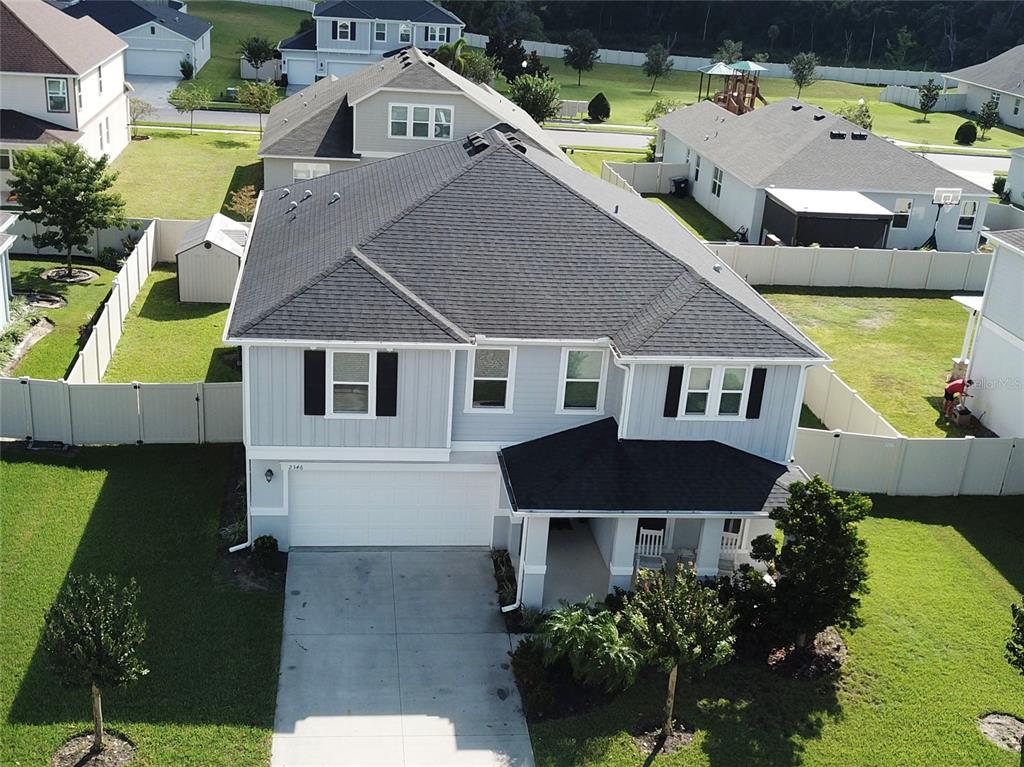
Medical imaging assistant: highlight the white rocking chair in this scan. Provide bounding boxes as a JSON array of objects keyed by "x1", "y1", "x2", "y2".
[{"x1": 635, "y1": 527, "x2": 667, "y2": 571}]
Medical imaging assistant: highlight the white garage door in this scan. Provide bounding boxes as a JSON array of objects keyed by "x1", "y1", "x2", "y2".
[
  {"x1": 125, "y1": 49, "x2": 186, "y2": 77},
  {"x1": 286, "y1": 58, "x2": 316, "y2": 86},
  {"x1": 288, "y1": 467, "x2": 498, "y2": 547}
]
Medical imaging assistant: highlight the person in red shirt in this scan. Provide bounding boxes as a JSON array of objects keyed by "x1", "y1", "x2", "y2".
[{"x1": 944, "y1": 377, "x2": 973, "y2": 418}]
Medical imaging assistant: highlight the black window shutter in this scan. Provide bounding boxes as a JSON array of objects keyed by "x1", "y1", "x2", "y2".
[
  {"x1": 446, "y1": 27, "x2": 451, "y2": 42},
  {"x1": 350, "y1": 21, "x2": 356, "y2": 40},
  {"x1": 303, "y1": 350, "x2": 326, "y2": 416},
  {"x1": 745, "y1": 367, "x2": 767, "y2": 419},
  {"x1": 663, "y1": 366, "x2": 684, "y2": 418},
  {"x1": 332, "y1": 20, "x2": 337, "y2": 39},
  {"x1": 376, "y1": 352, "x2": 398, "y2": 416}
]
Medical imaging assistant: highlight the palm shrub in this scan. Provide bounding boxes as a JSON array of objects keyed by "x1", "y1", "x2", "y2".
[
  {"x1": 587, "y1": 92, "x2": 610, "y2": 122},
  {"x1": 179, "y1": 58, "x2": 194, "y2": 80},
  {"x1": 41, "y1": 574, "x2": 148, "y2": 753},
  {"x1": 535, "y1": 600, "x2": 642, "y2": 691}
]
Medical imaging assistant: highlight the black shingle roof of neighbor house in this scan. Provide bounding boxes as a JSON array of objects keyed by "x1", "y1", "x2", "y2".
[
  {"x1": 498, "y1": 418, "x2": 806, "y2": 513},
  {"x1": 64, "y1": 0, "x2": 212, "y2": 41},
  {"x1": 0, "y1": 109, "x2": 83, "y2": 143},
  {"x1": 656, "y1": 98, "x2": 990, "y2": 196},
  {"x1": 989, "y1": 229, "x2": 1024, "y2": 252},
  {"x1": 313, "y1": 0, "x2": 461, "y2": 24},
  {"x1": 229, "y1": 126, "x2": 826, "y2": 362},
  {"x1": 279, "y1": 27, "x2": 316, "y2": 50},
  {"x1": 946, "y1": 44, "x2": 1024, "y2": 98}
]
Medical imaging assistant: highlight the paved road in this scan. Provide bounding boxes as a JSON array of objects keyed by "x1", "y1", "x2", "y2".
[
  {"x1": 272, "y1": 549, "x2": 533, "y2": 767},
  {"x1": 543, "y1": 128, "x2": 651, "y2": 150},
  {"x1": 921, "y1": 152, "x2": 1009, "y2": 191},
  {"x1": 129, "y1": 74, "x2": 264, "y2": 127}
]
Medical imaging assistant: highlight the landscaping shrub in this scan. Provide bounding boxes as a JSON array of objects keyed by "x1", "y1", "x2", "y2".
[
  {"x1": 954, "y1": 120, "x2": 977, "y2": 145},
  {"x1": 179, "y1": 58, "x2": 194, "y2": 80},
  {"x1": 510, "y1": 636, "x2": 558, "y2": 719},
  {"x1": 96, "y1": 246, "x2": 123, "y2": 271},
  {"x1": 992, "y1": 174, "x2": 1006, "y2": 197},
  {"x1": 491, "y1": 549, "x2": 517, "y2": 605},
  {"x1": 588, "y1": 92, "x2": 610, "y2": 122},
  {"x1": 0, "y1": 299, "x2": 41, "y2": 369},
  {"x1": 716, "y1": 565, "x2": 778, "y2": 653},
  {"x1": 535, "y1": 600, "x2": 641, "y2": 691},
  {"x1": 252, "y1": 534, "x2": 278, "y2": 570}
]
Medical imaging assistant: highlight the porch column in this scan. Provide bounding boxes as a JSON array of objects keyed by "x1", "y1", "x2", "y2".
[
  {"x1": 519, "y1": 516, "x2": 549, "y2": 609},
  {"x1": 606, "y1": 517, "x2": 639, "y2": 593},
  {"x1": 695, "y1": 518, "x2": 726, "y2": 577}
]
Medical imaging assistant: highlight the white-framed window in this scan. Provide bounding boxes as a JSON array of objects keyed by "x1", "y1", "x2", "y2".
[
  {"x1": 693, "y1": 154, "x2": 701, "y2": 182},
  {"x1": 75, "y1": 79, "x2": 82, "y2": 109},
  {"x1": 723, "y1": 518, "x2": 743, "y2": 535},
  {"x1": 332, "y1": 20, "x2": 351, "y2": 40},
  {"x1": 678, "y1": 365, "x2": 751, "y2": 419},
  {"x1": 97, "y1": 65, "x2": 103, "y2": 94},
  {"x1": 958, "y1": 200, "x2": 978, "y2": 230},
  {"x1": 327, "y1": 350, "x2": 376, "y2": 417},
  {"x1": 426, "y1": 25, "x2": 445, "y2": 42},
  {"x1": 711, "y1": 166, "x2": 723, "y2": 197},
  {"x1": 388, "y1": 103, "x2": 454, "y2": 139},
  {"x1": 374, "y1": 22, "x2": 387, "y2": 42},
  {"x1": 557, "y1": 348, "x2": 607, "y2": 413},
  {"x1": 466, "y1": 347, "x2": 515, "y2": 412},
  {"x1": 292, "y1": 161, "x2": 331, "y2": 181},
  {"x1": 1014, "y1": 98, "x2": 1021, "y2": 116},
  {"x1": 46, "y1": 78, "x2": 68, "y2": 112},
  {"x1": 892, "y1": 198, "x2": 912, "y2": 228},
  {"x1": 399, "y1": 23, "x2": 411, "y2": 43},
  {"x1": 990, "y1": 91, "x2": 1000, "y2": 105}
]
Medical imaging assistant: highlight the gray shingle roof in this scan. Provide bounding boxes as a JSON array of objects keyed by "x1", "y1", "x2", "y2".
[
  {"x1": 946, "y1": 44, "x2": 1024, "y2": 98},
  {"x1": 230, "y1": 128, "x2": 825, "y2": 361},
  {"x1": 313, "y1": 0, "x2": 461, "y2": 24},
  {"x1": 657, "y1": 98, "x2": 989, "y2": 195},
  {"x1": 64, "y1": 0, "x2": 211, "y2": 41},
  {"x1": 989, "y1": 229, "x2": 1024, "y2": 253},
  {"x1": 1, "y1": 0, "x2": 125, "y2": 75}
]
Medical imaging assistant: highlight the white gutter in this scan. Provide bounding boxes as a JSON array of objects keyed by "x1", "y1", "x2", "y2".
[
  {"x1": 228, "y1": 459, "x2": 254, "y2": 553},
  {"x1": 500, "y1": 515, "x2": 528, "y2": 613},
  {"x1": 610, "y1": 355, "x2": 632, "y2": 439}
]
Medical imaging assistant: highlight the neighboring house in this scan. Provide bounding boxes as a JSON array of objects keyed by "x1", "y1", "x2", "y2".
[
  {"x1": 62, "y1": 0, "x2": 212, "y2": 78},
  {"x1": 944, "y1": 44, "x2": 1024, "y2": 131},
  {"x1": 225, "y1": 126, "x2": 828, "y2": 609},
  {"x1": 0, "y1": 0, "x2": 130, "y2": 203},
  {"x1": 1006, "y1": 147, "x2": 1024, "y2": 207},
  {"x1": 655, "y1": 98, "x2": 989, "y2": 252},
  {"x1": 279, "y1": 0, "x2": 463, "y2": 86},
  {"x1": 258, "y1": 46, "x2": 567, "y2": 187},
  {"x1": 175, "y1": 213, "x2": 248, "y2": 303},
  {"x1": 0, "y1": 212, "x2": 17, "y2": 331},
  {"x1": 962, "y1": 229, "x2": 1024, "y2": 438}
]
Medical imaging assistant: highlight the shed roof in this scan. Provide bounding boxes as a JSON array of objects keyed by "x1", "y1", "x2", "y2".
[
  {"x1": 176, "y1": 213, "x2": 249, "y2": 258},
  {"x1": 1, "y1": 0, "x2": 125, "y2": 75},
  {"x1": 945, "y1": 44, "x2": 1024, "y2": 98}
]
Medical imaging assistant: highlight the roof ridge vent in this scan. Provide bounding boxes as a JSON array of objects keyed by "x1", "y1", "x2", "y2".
[{"x1": 829, "y1": 130, "x2": 847, "y2": 139}]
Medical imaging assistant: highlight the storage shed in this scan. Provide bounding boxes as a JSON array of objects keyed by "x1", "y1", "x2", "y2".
[{"x1": 175, "y1": 214, "x2": 248, "y2": 303}]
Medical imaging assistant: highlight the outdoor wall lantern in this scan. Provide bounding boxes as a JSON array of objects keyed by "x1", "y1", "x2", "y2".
[{"x1": 265, "y1": 469, "x2": 274, "y2": 483}]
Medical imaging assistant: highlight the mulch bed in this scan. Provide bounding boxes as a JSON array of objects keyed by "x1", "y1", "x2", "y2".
[
  {"x1": 15, "y1": 290, "x2": 67, "y2": 309},
  {"x1": 977, "y1": 713, "x2": 1024, "y2": 752},
  {"x1": 767, "y1": 627, "x2": 848, "y2": 679},
  {"x1": 42, "y1": 267, "x2": 99, "y2": 284},
  {"x1": 52, "y1": 732, "x2": 135, "y2": 767},
  {"x1": 2, "y1": 318, "x2": 53, "y2": 376},
  {"x1": 632, "y1": 720, "x2": 695, "y2": 756}
]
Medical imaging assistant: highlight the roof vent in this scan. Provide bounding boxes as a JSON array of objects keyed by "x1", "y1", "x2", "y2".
[
  {"x1": 330, "y1": 191, "x2": 341, "y2": 204},
  {"x1": 829, "y1": 130, "x2": 847, "y2": 139},
  {"x1": 506, "y1": 135, "x2": 528, "y2": 154},
  {"x1": 302, "y1": 189, "x2": 312, "y2": 201},
  {"x1": 851, "y1": 131, "x2": 868, "y2": 140},
  {"x1": 713, "y1": 263, "x2": 723, "y2": 273},
  {"x1": 287, "y1": 201, "x2": 298, "y2": 212},
  {"x1": 279, "y1": 187, "x2": 291, "y2": 198},
  {"x1": 402, "y1": 61, "x2": 412, "y2": 69},
  {"x1": 465, "y1": 132, "x2": 490, "y2": 155},
  {"x1": 791, "y1": 104, "x2": 803, "y2": 111},
  {"x1": 812, "y1": 113, "x2": 826, "y2": 121}
]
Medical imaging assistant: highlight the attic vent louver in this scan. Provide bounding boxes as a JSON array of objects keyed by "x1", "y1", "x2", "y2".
[
  {"x1": 851, "y1": 131, "x2": 868, "y2": 140},
  {"x1": 829, "y1": 130, "x2": 847, "y2": 139},
  {"x1": 791, "y1": 104, "x2": 803, "y2": 111},
  {"x1": 812, "y1": 113, "x2": 826, "y2": 121}
]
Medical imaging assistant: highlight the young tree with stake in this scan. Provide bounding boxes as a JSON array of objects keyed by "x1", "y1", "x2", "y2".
[
  {"x1": 789, "y1": 52, "x2": 818, "y2": 98},
  {"x1": 128, "y1": 98, "x2": 154, "y2": 138},
  {"x1": 976, "y1": 98, "x2": 1000, "y2": 139},
  {"x1": 171, "y1": 84, "x2": 211, "y2": 135},
  {"x1": 41, "y1": 574, "x2": 148, "y2": 753},
  {"x1": 238, "y1": 80, "x2": 280, "y2": 136},
  {"x1": 10, "y1": 143, "x2": 125, "y2": 278},
  {"x1": 918, "y1": 79, "x2": 941, "y2": 122},
  {"x1": 238, "y1": 35, "x2": 276, "y2": 73}
]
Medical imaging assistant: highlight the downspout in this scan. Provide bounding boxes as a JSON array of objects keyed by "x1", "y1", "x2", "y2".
[
  {"x1": 228, "y1": 458, "x2": 253, "y2": 553},
  {"x1": 500, "y1": 515, "x2": 528, "y2": 613},
  {"x1": 611, "y1": 355, "x2": 632, "y2": 439}
]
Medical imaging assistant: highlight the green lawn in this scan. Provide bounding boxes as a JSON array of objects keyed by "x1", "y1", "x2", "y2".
[
  {"x1": 111, "y1": 130, "x2": 261, "y2": 220},
  {"x1": 567, "y1": 148, "x2": 644, "y2": 176},
  {"x1": 867, "y1": 104, "x2": 1024, "y2": 151},
  {"x1": 8, "y1": 257, "x2": 119, "y2": 380},
  {"x1": 758, "y1": 288, "x2": 973, "y2": 437},
  {"x1": 531, "y1": 495, "x2": 1024, "y2": 767},
  {"x1": 103, "y1": 266, "x2": 240, "y2": 383},
  {"x1": 0, "y1": 446, "x2": 283, "y2": 767},
  {"x1": 645, "y1": 194, "x2": 734, "y2": 241},
  {"x1": 187, "y1": 0, "x2": 306, "y2": 100}
]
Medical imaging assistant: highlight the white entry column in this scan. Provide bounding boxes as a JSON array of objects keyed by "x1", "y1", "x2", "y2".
[
  {"x1": 695, "y1": 518, "x2": 726, "y2": 577},
  {"x1": 606, "y1": 517, "x2": 639, "y2": 593},
  {"x1": 519, "y1": 516, "x2": 549, "y2": 609}
]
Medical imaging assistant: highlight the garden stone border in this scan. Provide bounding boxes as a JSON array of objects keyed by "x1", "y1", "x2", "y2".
[
  {"x1": 42, "y1": 267, "x2": 99, "y2": 284},
  {"x1": 15, "y1": 290, "x2": 67, "y2": 309}
]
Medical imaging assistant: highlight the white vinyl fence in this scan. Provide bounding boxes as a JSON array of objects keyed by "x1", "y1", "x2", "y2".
[
  {"x1": 558, "y1": 100, "x2": 589, "y2": 119},
  {"x1": 464, "y1": 33, "x2": 944, "y2": 87},
  {"x1": 241, "y1": 57, "x2": 282, "y2": 81},
  {"x1": 601, "y1": 161, "x2": 688, "y2": 195},
  {"x1": 794, "y1": 428, "x2": 1023, "y2": 496},
  {"x1": 984, "y1": 204, "x2": 1024, "y2": 232},
  {"x1": 0, "y1": 377, "x2": 242, "y2": 444},
  {"x1": 803, "y1": 365, "x2": 899, "y2": 437},
  {"x1": 880, "y1": 85, "x2": 966, "y2": 112},
  {"x1": 704, "y1": 242, "x2": 992, "y2": 292},
  {"x1": 8, "y1": 218, "x2": 150, "y2": 258},
  {"x1": 216, "y1": 0, "x2": 314, "y2": 10}
]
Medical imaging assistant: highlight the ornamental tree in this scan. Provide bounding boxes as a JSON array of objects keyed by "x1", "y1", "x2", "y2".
[
  {"x1": 460, "y1": 49, "x2": 498, "y2": 85},
  {"x1": 643, "y1": 43, "x2": 673, "y2": 93},
  {"x1": 238, "y1": 80, "x2": 280, "y2": 136},
  {"x1": 623, "y1": 565, "x2": 736, "y2": 741},
  {"x1": 41, "y1": 574, "x2": 148, "y2": 753},
  {"x1": 227, "y1": 184, "x2": 258, "y2": 221},
  {"x1": 836, "y1": 100, "x2": 873, "y2": 130},
  {"x1": 976, "y1": 98, "x2": 1001, "y2": 138},
  {"x1": 752, "y1": 476, "x2": 870, "y2": 648},
  {"x1": 562, "y1": 28, "x2": 600, "y2": 87},
  {"x1": 170, "y1": 83, "x2": 211, "y2": 135},
  {"x1": 128, "y1": 98, "x2": 154, "y2": 138},
  {"x1": 918, "y1": 79, "x2": 941, "y2": 121},
  {"x1": 507, "y1": 74, "x2": 561, "y2": 124},
  {"x1": 789, "y1": 51, "x2": 818, "y2": 98},
  {"x1": 9, "y1": 143, "x2": 125, "y2": 277},
  {"x1": 238, "y1": 35, "x2": 276, "y2": 71},
  {"x1": 643, "y1": 97, "x2": 683, "y2": 123}
]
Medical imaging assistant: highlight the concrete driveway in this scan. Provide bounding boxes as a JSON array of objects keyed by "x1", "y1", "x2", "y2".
[{"x1": 272, "y1": 549, "x2": 534, "y2": 767}]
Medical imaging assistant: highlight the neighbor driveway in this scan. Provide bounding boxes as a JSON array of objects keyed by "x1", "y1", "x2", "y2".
[{"x1": 271, "y1": 549, "x2": 534, "y2": 767}]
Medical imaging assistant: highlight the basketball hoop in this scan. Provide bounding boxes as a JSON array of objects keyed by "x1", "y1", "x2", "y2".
[{"x1": 933, "y1": 187, "x2": 962, "y2": 207}]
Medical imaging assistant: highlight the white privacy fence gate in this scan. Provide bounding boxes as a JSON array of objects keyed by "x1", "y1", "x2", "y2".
[{"x1": 0, "y1": 377, "x2": 242, "y2": 444}]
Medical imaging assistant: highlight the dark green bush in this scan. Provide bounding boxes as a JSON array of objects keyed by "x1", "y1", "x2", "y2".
[
  {"x1": 97, "y1": 246, "x2": 122, "y2": 271},
  {"x1": 510, "y1": 636, "x2": 557, "y2": 718},
  {"x1": 954, "y1": 120, "x2": 977, "y2": 145},
  {"x1": 252, "y1": 534, "x2": 278, "y2": 570},
  {"x1": 992, "y1": 174, "x2": 1006, "y2": 196},
  {"x1": 588, "y1": 92, "x2": 610, "y2": 122},
  {"x1": 180, "y1": 58, "x2": 194, "y2": 80}
]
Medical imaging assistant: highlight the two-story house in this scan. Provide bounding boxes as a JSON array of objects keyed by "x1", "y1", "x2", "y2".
[
  {"x1": 655, "y1": 98, "x2": 989, "y2": 252},
  {"x1": 258, "y1": 46, "x2": 567, "y2": 187},
  {"x1": 62, "y1": 0, "x2": 212, "y2": 78},
  {"x1": 944, "y1": 44, "x2": 1024, "y2": 131},
  {"x1": 279, "y1": 0, "x2": 463, "y2": 86},
  {"x1": 225, "y1": 127, "x2": 828, "y2": 609},
  {"x1": 0, "y1": 0, "x2": 130, "y2": 202}
]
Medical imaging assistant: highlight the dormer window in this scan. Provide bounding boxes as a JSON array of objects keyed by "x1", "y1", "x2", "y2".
[
  {"x1": 399, "y1": 23, "x2": 411, "y2": 43},
  {"x1": 332, "y1": 20, "x2": 351, "y2": 40}
]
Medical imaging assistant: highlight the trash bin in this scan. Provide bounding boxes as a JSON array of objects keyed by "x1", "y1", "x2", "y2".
[{"x1": 670, "y1": 177, "x2": 689, "y2": 199}]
